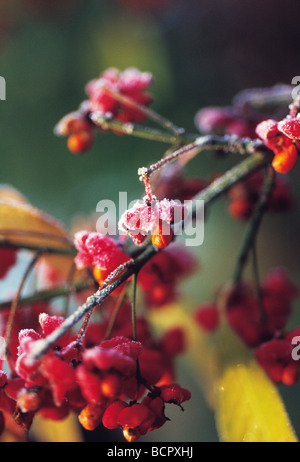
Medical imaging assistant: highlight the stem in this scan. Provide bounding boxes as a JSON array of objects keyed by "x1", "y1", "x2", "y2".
[
  {"x1": 62, "y1": 261, "x2": 77, "y2": 317},
  {"x1": 5, "y1": 251, "x2": 42, "y2": 358},
  {"x1": 131, "y1": 273, "x2": 138, "y2": 341},
  {"x1": 233, "y1": 167, "x2": 276, "y2": 285},
  {"x1": 104, "y1": 283, "x2": 128, "y2": 340},
  {"x1": 138, "y1": 135, "x2": 268, "y2": 183},
  {"x1": 0, "y1": 229, "x2": 74, "y2": 246},
  {"x1": 101, "y1": 86, "x2": 184, "y2": 136},
  {"x1": 0, "y1": 279, "x2": 94, "y2": 311},
  {"x1": 76, "y1": 308, "x2": 95, "y2": 347},
  {"x1": 90, "y1": 112, "x2": 183, "y2": 144},
  {"x1": 251, "y1": 242, "x2": 267, "y2": 324},
  {"x1": 0, "y1": 239, "x2": 76, "y2": 256},
  {"x1": 233, "y1": 84, "x2": 293, "y2": 115}
]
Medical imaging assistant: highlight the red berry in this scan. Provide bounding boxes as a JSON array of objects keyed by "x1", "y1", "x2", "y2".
[
  {"x1": 228, "y1": 198, "x2": 254, "y2": 221},
  {"x1": 74, "y1": 231, "x2": 130, "y2": 273},
  {"x1": 39, "y1": 313, "x2": 68, "y2": 345},
  {"x1": 268, "y1": 176, "x2": 294, "y2": 212},
  {"x1": 278, "y1": 118, "x2": 300, "y2": 140},
  {"x1": 138, "y1": 349, "x2": 165, "y2": 385},
  {"x1": 255, "y1": 339, "x2": 294, "y2": 384},
  {"x1": 119, "y1": 199, "x2": 184, "y2": 246},
  {"x1": 102, "y1": 400, "x2": 128, "y2": 430},
  {"x1": 255, "y1": 119, "x2": 280, "y2": 141},
  {"x1": 76, "y1": 365, "x2": 103, "y2": 405},
  {"x1": 17, "y1": 390, "x2": 41, "y2": 413},
  {"x1": 225, "y1": 284, "x2": 269, "y2": 348},
  {"x1": 54, "y1": 111, "x2": 92, "y2": 136},
  {"x1": 86, "y1": 67, "x2": 153, "y2": 125},
  {"x1": 160, "y1": 384, "x2": 191, "y2": 405},
  {"x1": 141, "y1": 396, "x2": 166, "y2": 431},
  {"x1": 159, "y1": 327, "x2": 186, "y2": 356},
  {"x1": 281, "y1": 364, "x2": 299, "y2": 386},
  {"x1": 195, "y1": 106, "x2": 234, "y2": 134},
  {"x1": 194, "y1": 304, "x2": 220, "y2": 332},
  {"x1": 117, "y1": 403, "x2": 151, "y2": 429}
]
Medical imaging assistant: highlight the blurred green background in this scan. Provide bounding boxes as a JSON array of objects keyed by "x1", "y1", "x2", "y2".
[{"x1": 1, "y1": 0, "x2": 300, "y2": 442}]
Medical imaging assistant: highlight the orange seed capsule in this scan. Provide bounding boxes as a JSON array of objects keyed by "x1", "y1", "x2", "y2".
[
  {"x1": 100, "y1": 373, "x2": 122, "y2": 398},
  {"x1": 78, "y1": 403, "x2": 105, "y2": 431},
  {"x1": 67, "y1": 130, "x2": 94, "y2": 154},
  {"x1": 272, "y1": 145, "x2": 298, "y2": 174},
  {"x1": 151, "y1": 221, "x2": 173, "y2": 248}
]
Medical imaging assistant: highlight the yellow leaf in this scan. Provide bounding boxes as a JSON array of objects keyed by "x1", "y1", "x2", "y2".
[
  {"x1": 0, "y1": 191, "x2": 71, "y2": 249},
  {"x1": 30, "y1": 413, "x2": 83, "y2": 442},
  {"x1": 0, "y1": 184, "x2": 29, "y2": 204},
  {"x1": 215, "y1": 361, "x2": 298, "y2": 442},
  {"x1": 0, "y1": 185, "x2": 78, "y2": 280}
]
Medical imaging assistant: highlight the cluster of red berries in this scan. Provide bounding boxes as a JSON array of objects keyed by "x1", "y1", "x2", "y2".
[
  {"x1": 195, "y1": 99, "x2": 299, "y2": 175},
  {"x1": 0, "y1": 301, "x2": 190, "y2": 441},
  {"x1": 0, "y1": 220, "x2": 197, "y2": 441},
  {"x1": 195, "y1": 105, "x2": 263, "y2": 139},
  {"x1": 74, "y1": 230, "x2": 197, "y2": 309},
  {"x1": 118, "y1": 198, "x2": 186, "y2": 249},
  {"x1": 155, "y1": 171, "x2": 208, "y2": 203},
  {"x1": 138, "y1": 243, "x2": 197, "y2": 308},
  {"x1": 54, "y1": 67, "x2": 154, "y2": 154},
  {"x1": 226, "y1": 171, "x2": 294, "y2": 221},
  {"x1": 74, "y1": 230, "x2": 131, "y2": 290},
  {"x1": 195, "y1": 268, "x2": 300, "y2": 386}
]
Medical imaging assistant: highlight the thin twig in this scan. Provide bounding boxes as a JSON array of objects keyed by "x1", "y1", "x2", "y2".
[
  {"x1": 62, "y1": 261, "x2": 77, "y2": 317},
  {"x1": 0, "y1": 278, "x2": 95, "y2": 311},
  {"x1": 5, "y1": 251, "x2": 42, "y2": 358},
  {"x1": 0, "y1": 239, "x2": 76, "y2": 256},
  {"x1": 251, "y1": 242, "x2": 268, "y2": 324},
  {"x1": 0, "y1": 229, "x2": 74, "y2": 246},
  {"x1": 90, "y1": 112, "x2": 183, "y2": 144},
  {"x1": 131, "y1": 273, "x2": 138, "y2": 342},
  {"x1": 233, "y1": 167, "x2": 276, "y2": 285},
  {"x1": 104, "y1": 283, "x2": 129, "y2": 340}
]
